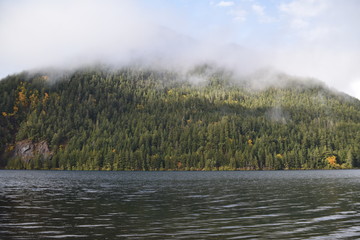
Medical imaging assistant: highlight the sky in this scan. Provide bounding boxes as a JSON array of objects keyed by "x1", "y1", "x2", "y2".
[{"x1": 0, "y1": 0, "x2": 360, "y2": 99}]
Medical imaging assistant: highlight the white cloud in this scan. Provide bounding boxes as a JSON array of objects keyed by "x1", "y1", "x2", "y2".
[
  {"x1": 301, "y1": 26, "x2": 331, "y2": 41},
  {"x1": 279, "y1": 0, "x2": 328, "y2": 32},
  {"x1": 349, "y1": 80, "x2": 360, "y2": 100},
  {"x1": 0, "y1": 0, "x2": 159, "y2": 72},
  {"x1": 279, "y1": 0, "x2": 327, "y2": 18},
  {"x1": 290, "y1": 18, "x2": 309, "y2": 29},
  {"x1": 252, "y1": 3, "x2": 274, "y2": 23},
  {"x1": 229, "y1": 8, "x2": 247, "y2": 22},
  {"x1": 0, "y1": 0, "x2": 256, "y2": 77},
  {"x1": 252, "y1": 4, "x2": 264, "y2": 16},
  {"x1": 277, "y1": 0, "x2": 337, "y2": 44},
  {"x1": 217, "y1": 1, "x2": 235, "y2": 7}
]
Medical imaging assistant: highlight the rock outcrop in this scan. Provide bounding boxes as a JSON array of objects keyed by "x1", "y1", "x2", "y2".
[{"x1": 13, "y1": 140, "x2": 52, "y2": 162}]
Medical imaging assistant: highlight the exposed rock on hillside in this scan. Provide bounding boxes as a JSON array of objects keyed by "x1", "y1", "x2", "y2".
[{"x1": 14, "y1": 140, "x2": 52, "y2": 162}]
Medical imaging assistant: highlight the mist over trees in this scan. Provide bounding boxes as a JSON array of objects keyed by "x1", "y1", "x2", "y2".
[{"x1": 1, "y1": 65, "x2": 359, "y2": 170}]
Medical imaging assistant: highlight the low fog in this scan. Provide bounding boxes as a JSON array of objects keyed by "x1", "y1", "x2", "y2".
[{"x1": 0, "y1": 0, "x2": 359, "y2": 99}]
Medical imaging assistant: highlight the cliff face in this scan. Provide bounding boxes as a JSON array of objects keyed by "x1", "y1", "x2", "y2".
[{"x1": 14, "y1": 140, "x2": 52, "y2": 162}]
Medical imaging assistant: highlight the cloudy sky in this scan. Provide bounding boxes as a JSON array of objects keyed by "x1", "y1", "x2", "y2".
[{"x1": 0, "y1": 0, "x2": 360, "y2": 99}]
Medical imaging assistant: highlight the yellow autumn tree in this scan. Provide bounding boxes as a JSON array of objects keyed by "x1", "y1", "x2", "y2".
[
  {"x1": 326, "y1": 155, "x2": 337, "y2": 165},
  {"x1": 17, "y1": 84, "x2": 28, "y2": 107},
  {"x1": 42, "y1": 92, "x2": 49, "y2": 104},
  {"x1": 29, "y1": 91, "x2": 39, "y2": 109}
]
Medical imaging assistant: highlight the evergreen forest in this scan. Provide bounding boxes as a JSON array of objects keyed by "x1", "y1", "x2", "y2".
[{"x1": 1, "y1": 65, "x2": 360, "y2": 170}]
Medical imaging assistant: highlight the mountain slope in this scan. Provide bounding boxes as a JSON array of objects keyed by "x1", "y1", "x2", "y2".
[{"x1": 1, "y1": 66, "x2": 359, "y2": 170}]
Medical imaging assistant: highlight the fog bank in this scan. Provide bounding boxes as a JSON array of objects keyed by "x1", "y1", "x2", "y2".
[{"x1": 1, "y1": 0, "x2": 359, "y2": 99}]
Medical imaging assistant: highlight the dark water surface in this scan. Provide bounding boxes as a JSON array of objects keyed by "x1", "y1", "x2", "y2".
[{"x1": 1, "y1": 170, "x2": 360, "y2": 239}]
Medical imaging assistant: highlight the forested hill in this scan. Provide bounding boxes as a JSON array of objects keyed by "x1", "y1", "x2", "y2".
[{"x1": 1, "y1": 66, "x2": 360, "y2": 170}]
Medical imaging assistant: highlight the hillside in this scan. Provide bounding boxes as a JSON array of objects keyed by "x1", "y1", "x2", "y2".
[{"x1": 1, "y1": 66, "x2": 360, "y2": 170}]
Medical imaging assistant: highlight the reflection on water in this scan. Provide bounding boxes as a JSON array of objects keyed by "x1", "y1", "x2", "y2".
[{"x1": 1, "y1": 170, "x2": 360, "y2": 239}]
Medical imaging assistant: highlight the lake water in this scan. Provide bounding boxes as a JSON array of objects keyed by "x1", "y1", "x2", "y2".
[{"x1": 1, "y1": 170, "x2": 360, "y2": 239}]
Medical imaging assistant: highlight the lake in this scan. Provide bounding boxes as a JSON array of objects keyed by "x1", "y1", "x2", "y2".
[{"x1": 1, "y1": 170, "x2": 360, "y2": 239}]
